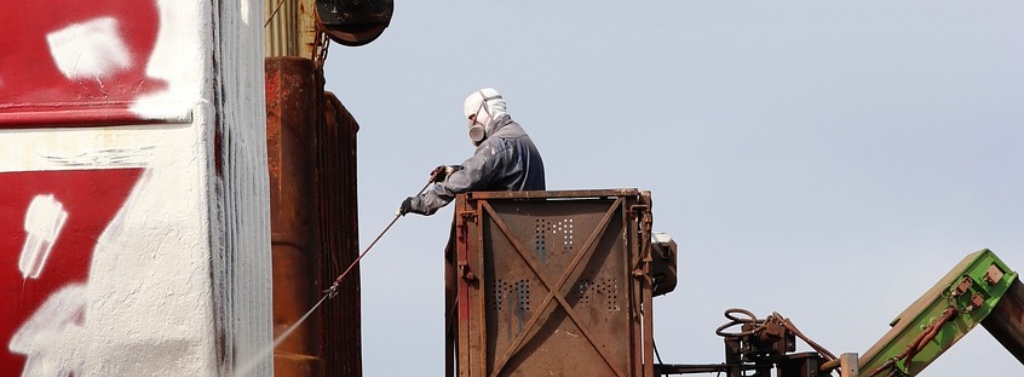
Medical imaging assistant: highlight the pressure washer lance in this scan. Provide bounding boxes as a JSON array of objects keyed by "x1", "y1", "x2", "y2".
[
  {"x1": 323, "y1": 167, "x2": 443, "y2": 298},
  {"x1": 235, "y1": 172, "x2": 441, "y2": 376}
]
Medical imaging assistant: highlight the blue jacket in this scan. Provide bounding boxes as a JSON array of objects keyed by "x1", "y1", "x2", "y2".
[{"x1": 408, "y1": 114, "x2": 545, "y2": 215}]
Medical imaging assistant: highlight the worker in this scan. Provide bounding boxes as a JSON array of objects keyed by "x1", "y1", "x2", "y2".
[{"x1": 399, "y1": 88, "x2": 546, "y2": 216}]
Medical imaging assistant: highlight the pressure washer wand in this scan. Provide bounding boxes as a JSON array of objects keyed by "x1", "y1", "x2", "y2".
[
  {"x1": 323, "y1": 213, "x2": 400, "y2": 298},
  {"x1": 323, "y1": 172, "x2": 439, "y2": 298},
  {"x1": 237, "y1": 175, "x2": 439, "y2": 376}
]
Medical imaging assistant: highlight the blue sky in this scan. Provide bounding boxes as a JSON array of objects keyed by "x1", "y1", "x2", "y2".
[{"x1": 324, "y1": 2, "x2": 1023, "y2": 376}]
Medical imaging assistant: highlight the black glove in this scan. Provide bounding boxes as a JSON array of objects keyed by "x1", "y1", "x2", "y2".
[{"x1": 399, "y1": 197, "x2": 414, "y2": 216}]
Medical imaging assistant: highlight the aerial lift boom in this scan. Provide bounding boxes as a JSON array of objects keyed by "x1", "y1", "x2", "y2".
[{"x1": 858, "y1": 249, "x2": 1023, "y2": 376}]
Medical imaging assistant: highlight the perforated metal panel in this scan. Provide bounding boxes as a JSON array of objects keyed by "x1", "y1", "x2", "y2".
[{"x1": 450, "y1": 190, "x2": 654, "y2": 377}]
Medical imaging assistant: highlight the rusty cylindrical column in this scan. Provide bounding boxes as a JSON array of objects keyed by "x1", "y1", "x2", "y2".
[{"x1": 266, "y1": 57, "x2": 323, "y2": 376}]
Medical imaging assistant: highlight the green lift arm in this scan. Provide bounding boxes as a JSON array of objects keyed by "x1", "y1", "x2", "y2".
[{"x1": 858, "y1": 249, "x2": 1024, "y2": 376}]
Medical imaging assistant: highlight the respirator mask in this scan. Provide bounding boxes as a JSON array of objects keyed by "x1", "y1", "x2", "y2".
[{"x1": 465, "y1": 90, "x2": 503, "y2": 146}]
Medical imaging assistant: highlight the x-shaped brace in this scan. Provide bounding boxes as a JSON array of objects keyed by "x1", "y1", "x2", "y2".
[{"x1": 483, "y1": 199, "x2": 628, "y2": 377}]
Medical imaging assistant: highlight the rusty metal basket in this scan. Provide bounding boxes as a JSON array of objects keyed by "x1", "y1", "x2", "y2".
[{"x1": 446, "y1": 189, "x2": 656, "y2": 377}]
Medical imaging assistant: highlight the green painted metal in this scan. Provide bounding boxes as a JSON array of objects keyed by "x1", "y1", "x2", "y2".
[{"x1": 858, "y1": 249, "x2": 1019, "y2": 376}]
